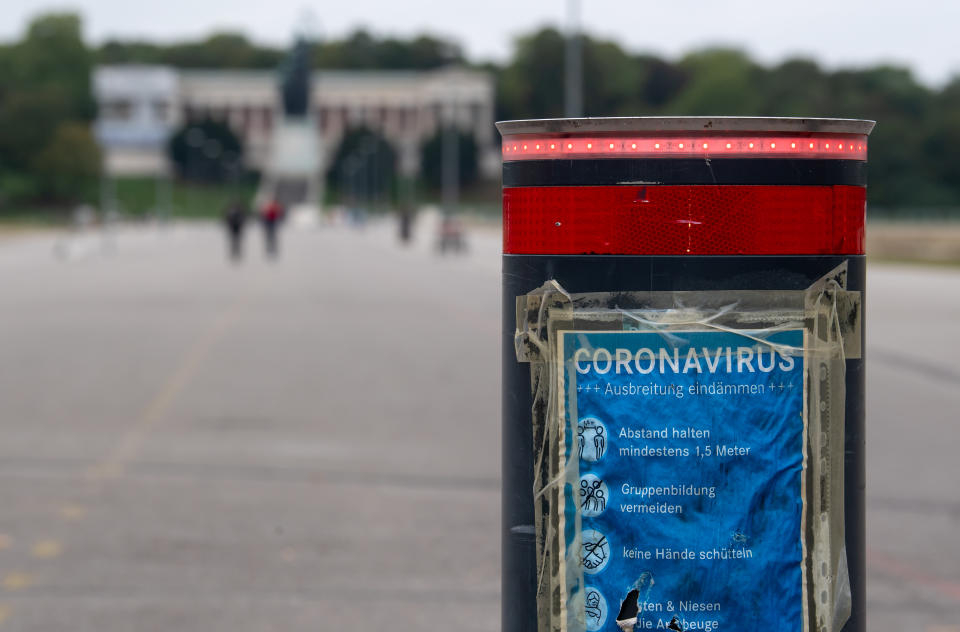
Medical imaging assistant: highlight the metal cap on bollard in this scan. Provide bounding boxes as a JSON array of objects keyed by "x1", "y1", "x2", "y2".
[{"x1": 499, "y1": 117, "x2": 873, "y2": 632}]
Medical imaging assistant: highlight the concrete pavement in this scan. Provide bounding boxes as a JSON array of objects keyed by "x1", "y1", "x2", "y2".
[
  {"x1": 864, "y1": 263, "x2": 960, "y2": 630},
  {"x1": 0, "y1": 221, "x2": 955, "y2": 630},
  {"x1": 0, "y1": 220, "x2": 501, "y2": 631}
]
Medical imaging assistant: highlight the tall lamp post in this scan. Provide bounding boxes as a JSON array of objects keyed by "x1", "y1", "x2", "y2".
[
  {"x1": 441, "y1": 99, "x2": 459, "y2": 217},
  {"x1": 564, "y1": 0, "x2": 583, "y2": 118}
]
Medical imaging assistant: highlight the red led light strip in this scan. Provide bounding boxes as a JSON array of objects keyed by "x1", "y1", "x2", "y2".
[
  {"x1": 502, "y1": 135, "x2": 867, "y2": 160},
  {"x1": 503, "y1": 185, "x2": 865, "y2": 255}
]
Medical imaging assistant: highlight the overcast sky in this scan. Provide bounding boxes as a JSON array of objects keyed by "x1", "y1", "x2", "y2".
[{"x1": 4, "y1": 0, "x2": 958, "y2": 86}]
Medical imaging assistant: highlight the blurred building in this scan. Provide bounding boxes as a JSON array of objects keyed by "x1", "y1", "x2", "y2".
[
  {"x1": 93, "y1": 66, "x2": 180, "y2": 175},
  {"x1": 93, "y1": 65, "x2": 498, "y2": 179}
]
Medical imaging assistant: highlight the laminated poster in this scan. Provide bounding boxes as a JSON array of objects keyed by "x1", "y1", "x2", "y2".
[{"x1": 559, "y1": 329, "x2": 805, "y2": 632}]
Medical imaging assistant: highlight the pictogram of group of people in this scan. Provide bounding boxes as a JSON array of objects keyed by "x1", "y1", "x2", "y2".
[{"x1": 580, "y1": 478, "x2": 606, "y2": 514}]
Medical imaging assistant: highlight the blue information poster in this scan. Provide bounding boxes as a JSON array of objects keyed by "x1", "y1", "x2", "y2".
[{"x1": 558, "y1": 329, "x2": 805, "y2": 631}]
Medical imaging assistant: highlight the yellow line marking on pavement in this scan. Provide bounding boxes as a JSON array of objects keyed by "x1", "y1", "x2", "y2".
[
  {"x1": 31, "y1": 540, "x2": 62, "y2": 559},
  {"x1": 0, "y1": 604, "x2": 10, "y2": 625},
  {"x1": 0, "y1": 535, "x2": 10, "y2": 551},
  {"x1": 2, "y1": 573, "x2": 31, "y2": 591},
  {"x1": 85, "y1": 299, "x2": 247, "y2": 482},
  {"x1": 59, "y1": 504, "x2": 86, "y2": 521}
]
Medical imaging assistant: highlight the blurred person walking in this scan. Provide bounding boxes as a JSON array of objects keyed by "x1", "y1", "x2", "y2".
[
  {"x1": 398, "y1": 206, "x2": 414, "y2": 245},
  {"x1": 223, "y1": 199, "x2": 249, "y2": 261},
  {"x1": 260, "y1": 199, "x2": 285, "y2": 258}
]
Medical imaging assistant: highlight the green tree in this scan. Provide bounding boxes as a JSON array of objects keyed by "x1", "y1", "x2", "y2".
[
  {"x1": 0, "y1": 87, "x2": 73, "y2": 172},
  {"x1": 97, "y1": 40, "x2": 164, "y2": 65},
  {"x1": 14, "y1": 13, "x2": 95, "y2": 120},
  {"x1": 923, "y1": 77, "x2": 960, "y2": 203},
  {"x1": 162, "y1": 33, "x2": 283, "y2": 68},
  {"x1": 497, "y1": 28, "x2": 566, "y2": 120},
  {"x1": 420, "y1": 128, "x2": 478, "y2": 191},
  {"x1": 314, "y1": 30, "x2": 462, "y2": 70},
  {"x1": 0, "y1": 12, "x2": 99, "y2": 207},
  {"x1": 496, "y1": 28, "x2": 686, "y2": 119},
  {"x1": 168, "y1": 118, "x2": 244, "y2": 183},
  {"x1": 327, "y1": 127, "x2": 396, "y2": 204},
  {"x1": 395, "y1": 34, "x2": 463, "y2": 69},
  {"x1": 635, "y1": 55, "x2": 688, "y2": 109},
  {"x1": 666, "y1": 49, "x2": 765, "y2": 115},
  {"x1": 30, "y1": 122, "x2": 101, "y2": 202},
  {"x1": 96, "y1": 30, "x2": 461, "y2": 71},
  {"x1": 827, "y1": 67, "x2": 935, "y2": 206},
  {"x1": 758, "y1": 59, "x2": 830, "y2": 116},
  {"x1": 98, "y1": 35, "x2": 284, "y2": 68},
  {"x1": 581, "y1": 39, "x2": 646, "y2": 116}
]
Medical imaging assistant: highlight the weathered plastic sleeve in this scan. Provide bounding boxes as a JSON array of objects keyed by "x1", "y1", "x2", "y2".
[{"x1": 514, "y1": 265, "x2": 859, "y2": 632}]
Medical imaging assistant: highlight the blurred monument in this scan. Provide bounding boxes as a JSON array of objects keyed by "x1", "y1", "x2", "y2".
[
  {"x1": 256, "y1": 37, "x2": 323, "y2": 225},
  {"x1": 281, "y1": 40, "x2": 311, "y2": 116}
]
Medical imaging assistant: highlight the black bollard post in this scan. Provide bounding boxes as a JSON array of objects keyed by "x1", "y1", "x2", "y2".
[{"x1": 500, "y1": 117, "x2": 873, "y2": 632}]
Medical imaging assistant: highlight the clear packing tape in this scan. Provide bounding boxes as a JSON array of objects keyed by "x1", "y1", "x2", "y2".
[{"x1": 515, "y1": 264, "x2": 860, "y2": 632}]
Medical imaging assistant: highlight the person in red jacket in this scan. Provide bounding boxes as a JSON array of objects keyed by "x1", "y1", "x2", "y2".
[{"x1": 260, "y1": 199, "x2": 284, "y2": 258}]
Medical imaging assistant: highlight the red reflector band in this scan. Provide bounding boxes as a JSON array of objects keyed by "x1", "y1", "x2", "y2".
[
  {"x1": 503, "y1": 185, "x2": 865, "y2": 255},
  {"x1": 502, "y1": 135, "x2": 867, "y2": 160}
]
